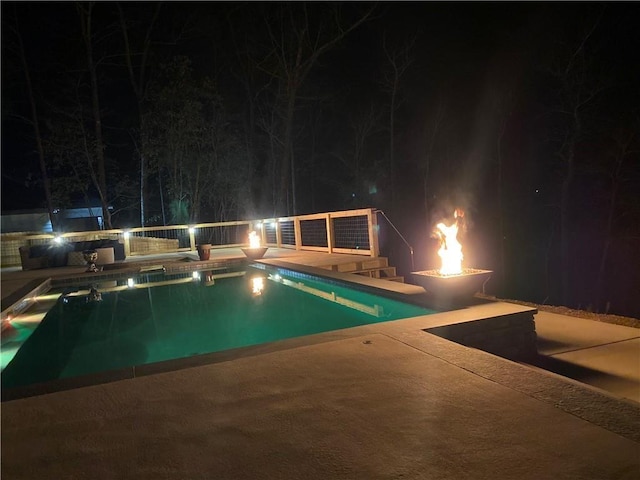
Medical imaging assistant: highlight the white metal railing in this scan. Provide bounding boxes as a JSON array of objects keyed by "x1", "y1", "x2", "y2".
[
  {"x1": 1, "y1": 208, "x2": 379, "y2": 267},
  {"x1": 256, "y1": 208, "x2": 378, "y2": 256}
]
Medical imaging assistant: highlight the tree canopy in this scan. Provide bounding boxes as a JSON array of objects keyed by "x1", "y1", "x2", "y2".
[{"x1": 2, "y1": 2, "x2": 639, "y2": 316}]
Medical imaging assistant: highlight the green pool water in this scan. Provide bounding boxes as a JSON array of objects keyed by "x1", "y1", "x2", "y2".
[{"x1": 1, "y1": 265, "x2": 434, "y2": 390}]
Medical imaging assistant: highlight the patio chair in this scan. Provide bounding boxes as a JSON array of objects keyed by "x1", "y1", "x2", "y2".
[{"x1": 18, "y1": 246, "x2": 49, "y2": 271}]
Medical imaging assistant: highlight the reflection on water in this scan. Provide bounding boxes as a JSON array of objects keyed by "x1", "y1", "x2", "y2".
[
  {"x1": 251, "y1": 276, "x2": 265, "y2": 296},
  {"x1": 267, "y1": 273, "x2": 386, "y2": 317}
]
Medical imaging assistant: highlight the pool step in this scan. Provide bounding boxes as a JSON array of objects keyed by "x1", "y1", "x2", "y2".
[
  {"x1": 356, "y1": 270, "x2": 405, "y2": 284},
  {"x1": 387, "y1": 276, "x2": 405, "y2": 283},
  {"x1": 354, "y1": 266, "x2": 398, "y2": 279},
  {"x1": 333, "y1": 257, "x2": 389, "y2": 273},
  {"x1": 324, "y1": 257, "x2": 405, "y2": 284}
]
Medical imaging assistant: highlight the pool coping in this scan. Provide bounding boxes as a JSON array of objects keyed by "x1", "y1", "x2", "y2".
[
  {"x1": 258, "y1": 258, "x2": 428, "y2": 296},
  {"x1": 1, "y1": 277, "x2": 52, "y2": 320},
  {"x1": 0, "y1": 304, "x2": 534, "y2": 401},
  {"x1": 4, "y1": 308, "x2": 638, "y2": 443}
]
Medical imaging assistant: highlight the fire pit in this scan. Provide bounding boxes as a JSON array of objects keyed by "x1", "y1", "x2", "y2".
[
  {"x1": 241, "y1": 231, "x2": 268, "y2": 260},
  {"x1": 241, "y1": 247, "x2": 268, "y2": 260},
  {"x1": 412, "y1": 209, "x2": 492, "y2": 307},
  {"x1": 412, "y1": 268, "x2": 492, "y2": 306}
]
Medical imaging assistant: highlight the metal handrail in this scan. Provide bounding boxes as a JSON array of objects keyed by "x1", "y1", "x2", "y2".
[{"x1": 375, "y1": 210, "x2": 414, "y2": 271}]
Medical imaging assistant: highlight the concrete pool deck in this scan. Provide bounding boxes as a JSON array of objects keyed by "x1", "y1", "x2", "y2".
[{"x1": 1, "y1": 249, "x2": 639, "y2": 478}]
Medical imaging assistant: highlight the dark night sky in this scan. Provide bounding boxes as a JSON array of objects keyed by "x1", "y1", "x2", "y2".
[
  {"x1": 2, "y1": 2, "x2": 640, "y2": 315},
  {"x1": 2, "y1": 2, "x2": 637, "y2": 211}
]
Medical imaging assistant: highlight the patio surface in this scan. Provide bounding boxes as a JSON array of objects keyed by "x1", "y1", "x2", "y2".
[{"x1": 1, "y1": 248, "x2": 639, "y2": 478}]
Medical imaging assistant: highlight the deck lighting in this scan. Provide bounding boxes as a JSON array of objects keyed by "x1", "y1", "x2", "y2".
[
  {"x1": 124, "y1": 231, "x2": 131, "y2": 239},
  {"x1": 192, "y1": 271, "x2": 200, "y2": 280},
  {"x1": 127, "y1": 278, "x2": 134, "y2": 288},
  {"x1": 189, "y1": 227, "x2": 196, "y2": 234},
  {"x1": 54, "y1": 236, "x2": 63, "y2": 245}
]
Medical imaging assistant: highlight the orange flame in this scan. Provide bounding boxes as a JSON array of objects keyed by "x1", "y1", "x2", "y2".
[
  {"x1": 248, "y1": 231, "x2": 261, "y2": 249},
  {"x1": 436, "y1": 210, "x2": 464, "y2": 275}
]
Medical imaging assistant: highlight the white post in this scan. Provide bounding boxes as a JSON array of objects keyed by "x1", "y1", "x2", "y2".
[
  {"x1": 123, "y1": 232, "x2": 131, "y2": 257},
  {"x1": 294, "y1": 217, "x2": 302, "y2": 251},
  {"x1": 260, "y1": 221, "x2": 267, "y2": 246},
  {"x1": 276, "y1": 221, "x2": 282, "y2": 247},
  {"x1": 189, "y1": 227, "x2": 196, "y2": 251},
  {"x1": 326, "y1": 213, "x2": 334, "y2": 254},
  {"x1": 367, "y1": 209, "x2": 379, "y2": 257}
]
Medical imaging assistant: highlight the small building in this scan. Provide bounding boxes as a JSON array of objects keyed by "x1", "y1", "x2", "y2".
[{"x1": 1, "y1": 204, "x2": 110, "y2": 234}]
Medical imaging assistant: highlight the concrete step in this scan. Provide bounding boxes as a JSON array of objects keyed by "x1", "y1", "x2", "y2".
[
  {"x1": 354, "y1": 266, "x2": 397, "y2": 279},
  {"x1": 335, "y1": 257, "x2": 389, "y2": 273},
  {"x1": 283, "y1": 256, "x2": 404, "y2": 284},
  {"x1": 361, "y1": 257, "x2": 389, "y2": 270},
  {"x1": 387, "y1": 276, "x2": 405, "y2": 283}
]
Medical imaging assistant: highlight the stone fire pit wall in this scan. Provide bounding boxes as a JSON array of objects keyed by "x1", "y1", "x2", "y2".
[{"x1": 425, "y1": 310, "x2": 538, "y2": 361}]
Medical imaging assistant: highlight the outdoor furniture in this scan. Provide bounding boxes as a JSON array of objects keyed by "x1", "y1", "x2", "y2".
[
  {"x1": 66, "y1": 251, "x2": 86, "y2": 266},
  {"x1": 18, "y1": 240, "x2": 125, "y2": 271},
  {"x1": 95, "y1": 247, "x2": 115, "y2": 265},
  {"x1": 18, "y1": 246, "x2": 49, "y2": 271}
]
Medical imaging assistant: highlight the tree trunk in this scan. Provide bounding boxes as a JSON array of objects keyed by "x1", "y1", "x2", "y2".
[
  {"x1": 497, "y1": 117, "x2": 507, "y2": 296},
  {"x1": 559, "y1": 144, "x2": 575, "y2": 305},
  {"x1": 118, "y1": 3, "x2": 160, "y2": 227},
  {"x1": 280, "y1": 87, "x2": 297, "y2": 215},
  {"x1": 595, "y1": 134, "x2": 628, "y2": 311},
  {"x1": 140, "y1": 152, "x2": 146, "y2": 227},
  {"x1": 14, "y1": 13, "x2": 57, "y2": 231},
  {"x1": 255, "y1": 4, "x2": 374, "y2": 216},
  {"x1": 421, "y1": 100, "x2": 444, "y2": 231},
  {"x1": 389, "y1": 85, "x2": 396, "y2": 210},
  {"x1": 381, "y1": 33, "x2": 415, "y2": 213},
  {"x1": 79, "y1": 2, "x2": 112, "y2": 229}
]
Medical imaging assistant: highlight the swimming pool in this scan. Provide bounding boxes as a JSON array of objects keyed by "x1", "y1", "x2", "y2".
[{"x1": 1, "y1": 264, "x2": 434, "y2": 392}]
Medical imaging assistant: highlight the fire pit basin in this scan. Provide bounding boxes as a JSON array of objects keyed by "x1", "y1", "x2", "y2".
[
  {"x1": 411, "y1": 268, "x2": 493, "y2": 307},
  {"x1": 241, "y1": 247, "x2": 269, "y2": 260}
]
